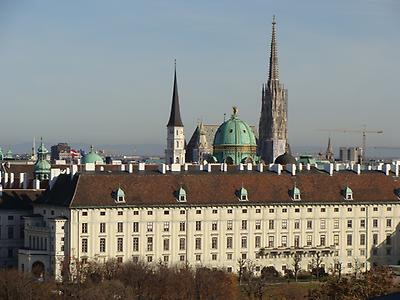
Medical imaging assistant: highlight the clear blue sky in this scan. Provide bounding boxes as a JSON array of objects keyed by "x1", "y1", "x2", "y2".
[{"x1": 0, "y1": 0, "x2": 399, "y2": 149}]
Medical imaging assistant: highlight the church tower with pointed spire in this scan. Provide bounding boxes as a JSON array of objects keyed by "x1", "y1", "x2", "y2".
[
  {"x1": 259, "y1": 16, "x2": 288, "y2": 163},
  {"x1": 165, "y1": 61, "x2": 186, "y2": 164}
]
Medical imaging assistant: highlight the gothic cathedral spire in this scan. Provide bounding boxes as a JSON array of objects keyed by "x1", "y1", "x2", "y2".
[
  {"x1": 258, "y1": 16, "x2": 288, "y2": 163},
  {"x1": 166, "y1": 60, "x2": 186, "y2": 164}
]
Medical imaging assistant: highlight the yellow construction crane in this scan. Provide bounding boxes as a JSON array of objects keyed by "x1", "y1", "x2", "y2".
[{"x1": 318, "y1": 126, "x2": 383, "y2": 161}]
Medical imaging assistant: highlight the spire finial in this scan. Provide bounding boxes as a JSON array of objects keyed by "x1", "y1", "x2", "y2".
[
  {"x1": 268, "y1": 15, "x2": 279, "y2": 82},
  {"x1": 232, "y1": 106, "x2": 238, "y2": 118}
]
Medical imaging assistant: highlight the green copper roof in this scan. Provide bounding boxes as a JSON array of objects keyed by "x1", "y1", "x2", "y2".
[
  {"x1": 34, "y1": 159, "x2": 51, "y2": 172},
  {"x1": 82, "y1": 146, "x2": 104, "y2": 164},
  {"x1": 213, "y1": 108, "x2": 257, "y2": 147}
]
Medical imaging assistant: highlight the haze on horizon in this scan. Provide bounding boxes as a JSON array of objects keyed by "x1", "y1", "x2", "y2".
[{"x1": 0, "y1": 0, "x2": 399, "y2": 151}]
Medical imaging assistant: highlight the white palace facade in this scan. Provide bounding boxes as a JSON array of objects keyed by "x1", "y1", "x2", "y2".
[{"x1": 16, "y1": 162, "x2": 400, "y2": 279}]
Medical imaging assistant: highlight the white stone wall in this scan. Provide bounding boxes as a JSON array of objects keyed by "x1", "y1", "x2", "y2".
[
  {"x1": 67, "y1": 203, "x2": 400, "y2": 274},
  {"x1": 166, "y1": 126, "x2": 186, "y2": 164}
]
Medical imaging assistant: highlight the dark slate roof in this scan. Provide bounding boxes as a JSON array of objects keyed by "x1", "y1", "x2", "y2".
[
  {"x1": 40, "y1": 170, "x2": 400, "y2": 208},
  {"x1": 0, "y1": 190, "x2": 42, "y2": 210},
  {"x1": 166, "y1": 68, "x2": 183, "y2": 127},
  {"x1": 275, "y1": 152, "x2": 297, "y2": 165}
]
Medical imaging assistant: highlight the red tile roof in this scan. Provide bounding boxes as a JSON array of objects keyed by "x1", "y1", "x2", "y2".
[{"x1": 38, "y1": 169, "x2": 400, "y2": 208}]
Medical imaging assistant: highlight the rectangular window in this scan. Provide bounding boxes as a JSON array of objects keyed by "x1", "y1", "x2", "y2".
[
  {"x1": 117, "y1": 238, "x2": 123, "y2": 252},
  {"x1": 118, "y1": 211, "x2": 123, "y2": 215},
  {"x1": 282, "y1": 208, "x2": 287, "y2": 213},
  {"x1": 256, "y1": 208, "x2": 261, "y2": 213},
  {"x1": 147, "y1": 222, "x2": 153, "y2": 232},
  {"x1": 180, "y1": 210, "x2": 185, "y2": 215},
  {"x1": 334, "y1": 219, "x2": 339, "y2": 229},
  {"x1": 373, "y1": 233, "x2": 378, "y2": 246},
  {"x1": 211, "y1": 237, "x2": 218, "y2": 249},
  {"x1": 164, "y1": 210, "x2": 169, "y2": 215},
  {"x1": 179, "y1": 255, "x2": 185, "y2": 261},
  {"x1": 227, "y1": 209, "x2": 232, "y2": 214},
  {"x1": 347, "y1": 220, "x2": 352, "y2": 229},
  {"x1": 212, "y1": 254, "x2": 217, "y2": 261},
  {"x1": 196, "y1": 221, "x2": 201, "y2": 231},
  {"x1": 334, "y1": 207, "x2": 339, "y2": 212},
  {"x1": 163, "y1": 238, "x2": 170, "y2": 251},
  {"x1": 269, "y1": 208, "x2": 274, "y2": 213},
  {"x1": 320, "y1": 219, "x2": 326, "y2": 230},
  {"x1": 227, "y1": 220, "x2": 233, "y2": 230},
  {"x1": 360, "y1": 220, "x2": 365, "y2": 228},
  {"x1": 212, "y1": 221, "x2": 218, "y2": 231},
  {"x1": 242, "y1": 209, "x2": 247, "y2": 213},
  {"x1": 117, "y1": 222, "x2": 123, "y2": 233},
  {"x1": 147, "y1": 211, "x2": 153, "y2": 215},
  {"x1": 195, "y1": 237, "x2": 201, "y2": 250},
  {"x1": 227, "y1": 236, "x2": 233, "y2": 249},
  {"x1": 7, "y1": 226, "x2": 14, "y2": 239},
  {"x1": 133, "y1": 210, "x2": 139, "y2": 215},
  {"x1": 294, "y1": 220, "x2": 300, "y2": 230},
  {"x1": 320, "y1": 235, "x2": 326, "y2": 246},
  {"x1": 241, "y1": 236, "x2": 247, "y2": 248},
  {"x1": 360, "y1": 234, "x2": 366, "y2": 246},
  {"x1": 282, "y1": 220, "x2": 288, "y2": 230},
  {"x1": 82, "y1": 211, "x2": 88, "y2": 216},
  {"x1": 268, "y1": 220, "x2": 274, "y2": 230},
  {"x1": 306, "y1": 235, "x2": 312, "y2": 246},
  {"x1": 81, "y1": 223, "x2": 88, "y2": 234},
  {"x1": 373, "y1": 219, "x2": 378, "y2": 228},
  {"x1": 321, "y1": 207, "x2": 326, "y2": 212},
  {"x1": 100, "y1": 238, "x2": 106, "y2": 252},
  {"x1": 147, "y1": 237, "x2": 153, "y2": 251},
  {"x1": 100, "y1": 211, "x2": 106, "y2": 216},
  {"x1": 241, "y1": 220, "x2": 247, "y2": 230},
  {"x1": 255, "y1": 220, "x2": 261, "y2": 230},
  {"x1": 386, "y1": 219, "x2": 392, "y2": 227},
  {"x1": 100, "y1": 223, "x2": 106, "y2": 233},
  {"x1": 133, "y1": 222, "x2": 139, "y2": 232},
  {"x1": 347, "y1": 250, "x2": 352, "y2": 257},
  {"x1": 294, "y1": 235, "x2": 300, "y2": 248},
  {"x1": 179, "y1": 222, "x2": 185, "y2": 232},
  {"x1": 163, "y1": 222, "x2": 170, "y2": 232},
  {"x1": 334, "y1": 234, "x2": 339, "y2": 246},
  {"x1": 307, "y1": 207, "x2": 312, "y2": 212},
  {"x1": 133, "y1": 237, "x2": 139, "y2": 251},
  {"x1": 179, "y1": 238, "x2": 185, "y2": 250},
  {"x1": 227, "y1": 253, "x2": 233, "y2": 260},
  {"x1": 347, "y1": 234, "x2": 352, "y2": 246},
  {"x1": 281, "y1": 235, "x2": 287, "y2": 247},
  {"x1": 196, "y1": 254, "x2": 201, "y2": 261},
  {"x1": 307, "y1": 220, "x2": 312, "y2": 230},
  {"x1": 268, "y1": 236, "x2": 274, "y2": 248},
  {"x1": 196, "y1": 210, "x2": 201, "y2": 214},
  {"x1": 82, "y1": 238, "x2": 88, "y2": 253},
  {"x1": 212, "y1": 209, "x2": 217, "y2": 214},
  {"x1": 255, "y1": 236, "x2": 261, "y2": 248}
]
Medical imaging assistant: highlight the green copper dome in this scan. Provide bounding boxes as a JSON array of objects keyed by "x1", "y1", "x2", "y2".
[
  {"x1": 82, "y1": 146, "x2": 104, "y2": 164},
  {"x1": 34, "y1": 138, "x2": 51, "y2": 180},
  {"x1": 213, "y1": 107, "x2": 258, "y2": 165}
]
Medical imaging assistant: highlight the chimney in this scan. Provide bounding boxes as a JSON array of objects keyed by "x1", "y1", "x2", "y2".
[
  {"x1": 158, "y1": 163, "x2": 166, "y2": 174},
  {"x1": 138, "y1": 162, "x2": 145, "y2": 171},
  {"x1": 71, "y1": 165, "x2": 78, "y2": 178},
  {"x1": 170, "y1": 163, "x2": 181, "y2": 172},
  {"x1": 66, "y1": 167, "x2": 71, "y2": 175},
  {"x1": 50, "y1": 169, "x2": 61, "y2": 189},
  {"x1": 220, "y1": 163, "x2": 228, "y2": 172},
  {"x1": 306, "y1": 163, "x2": 311, "y2": 171},
  {"x1": 257, "y1": 163, "x2": 264, "y2": 172},
  {"x1": 84, "y1": 163, "x2": 95, "y2": 172},
  {"x1": 33, "y1": 179, "x2": 40, "y2": 190},
  {"x1": 323, "y1": 163, "x2": 334, "y2": 176},
  {"x1": 120, "y1": 164, "x2": 126, "y2": 172},
  {"x1": 19, "y1": 173, "x2": 25, "y2": 188},
  {"x1": 334, "y1": 163, "x2": 340, "y2": 172},
  {"x1": 367, "y1": 165, "x2": 372, "y2": 171},
  {"x1": 128, "y1": 164, "x2": 133, "y2": 173},
  {"x1": 270, "y1": 164, "x2": 282, "y2": 175},
  {"x1": 238, "y1": 163, "x2": 244, "y2": 171},
  {"x1": 297, "y1": 163, "x2": 303, "y2": 172},
  {"x1": 393, "y1": 163, "x2": 399, "y2": 177},
  {"x1": 383, "y1": 164, "x2": 391, "y2": 176},
  {"x1": 9, "y1": 173, "x2": 14, "y2": 188},
  {"x1": 246, "y1": 163, "x2": 253, "y2": 171},
  {"x1": 184, "y1": 163, "x2": 189, "y2": 171},
  {"x1": 205, "y1": 164, "x2": 212, "y2": 172},
  {"x1": 100, "y1": 166, "x2": 104, "y2": 171},
  {"x1": 286, "y1": 164, "x2": 296, "y2": 176},
  {"x1": 352, "y1": 164, "x2": 361, "y2": 175},
  {"x1": 23, "y1": 173, "x2": 29, "y2": 189},
  {"x1": 377, "y1": 163, "x2": 383, "y2": 171}
]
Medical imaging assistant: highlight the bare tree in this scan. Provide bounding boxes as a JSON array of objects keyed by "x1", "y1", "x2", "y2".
[{"x1": 310, "y1": 251, "x2": 324, "y2": 280}]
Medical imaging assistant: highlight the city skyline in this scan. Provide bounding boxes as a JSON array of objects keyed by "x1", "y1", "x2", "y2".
[{"x1": 0, "y1": 0, "x2": 399, "y2": 149}]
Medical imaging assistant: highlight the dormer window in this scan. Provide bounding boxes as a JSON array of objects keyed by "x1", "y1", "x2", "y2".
[
  {"x1": 394, "y1": 188, "x2": 400, "y2": 199},
  {"x1": 290, "y1": 185, "x2": 301, "y2": 201},
  {"x1": 343, "y1": 186, "x2": 353, "y2": 200},
  {"x1": 114, "y1": 187, "x2": 125, "y2": 203},
  {"x1": 177, "y1": 187, "x2": 187, "y2": 202},
  {"x1": 238, "y1": 187, "x2": 248, "y2": 201}
]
